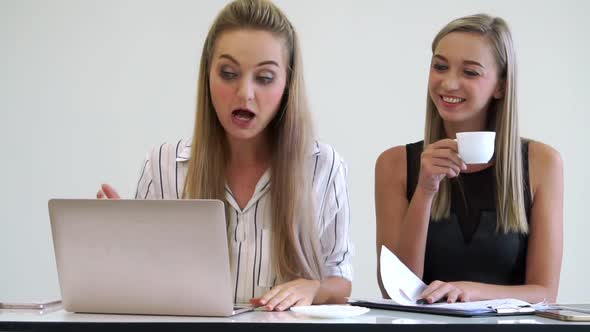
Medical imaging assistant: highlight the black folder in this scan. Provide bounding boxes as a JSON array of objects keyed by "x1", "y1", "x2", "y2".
[{"x1": 349, "y1": 299, "x2": 535, "y2": 318}]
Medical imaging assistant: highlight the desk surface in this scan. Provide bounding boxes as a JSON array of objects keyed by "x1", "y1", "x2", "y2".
[{"x1": 1, "y1": 306, "x2": 590, "y2": 332}]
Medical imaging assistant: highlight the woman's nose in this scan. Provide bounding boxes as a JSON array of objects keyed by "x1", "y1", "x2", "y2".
[
  {"x1": 441, "y1": 73, "x2": 460, "y2": 91},
  {"x1": 236, "y1": 78, "x2": 255, "y2": 101}
]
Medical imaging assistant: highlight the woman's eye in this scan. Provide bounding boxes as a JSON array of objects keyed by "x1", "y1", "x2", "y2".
[
  {"x1": 220, "y1": 69, "x2": 237, "y2": 80},
  {"x1": 256, "y1": 75, "x2": 274, "y2": 84},
  {"x1": 433, "y1": 63, "x2": 448, "y2": 71},
  {"x1": 464, "y1": 70, "x2": 480, "y2": 77}
]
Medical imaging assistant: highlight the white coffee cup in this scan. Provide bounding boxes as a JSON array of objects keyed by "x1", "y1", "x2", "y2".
[{"x1": 456, "y1": 131, "x2": 496, "y2": 164}]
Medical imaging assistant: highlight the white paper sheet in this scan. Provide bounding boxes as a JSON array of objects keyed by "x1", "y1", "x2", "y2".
[
  {"x1": 376, "y1": 245, "x2": 535, "y2": 313},
  {"x1": 426, "y1": 298, "x2": 534, "y2": 312},
  {"x1": 379, "y1": 245, "x2": 426, "y2": 305}
]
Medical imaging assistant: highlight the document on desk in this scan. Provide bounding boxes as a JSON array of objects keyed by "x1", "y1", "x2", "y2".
[
  {"x1": 349, "y1": 246, "x2": 536, "y2": 317},
  {"x1": 378, "y1": 245, "x2": 427, "y2": 305}
]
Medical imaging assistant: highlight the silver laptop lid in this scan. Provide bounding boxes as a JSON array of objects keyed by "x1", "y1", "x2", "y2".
[{"x1": 48, "y1": 199, "x2": 235, "y2": 316}]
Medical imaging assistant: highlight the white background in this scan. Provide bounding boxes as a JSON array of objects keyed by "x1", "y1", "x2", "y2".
[{"x1": 1, "y1": 0, "x2": 588, "y2": 303}]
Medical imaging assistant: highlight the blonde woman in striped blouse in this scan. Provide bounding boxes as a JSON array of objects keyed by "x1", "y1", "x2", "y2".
[{"x1": 97, "y1": 0, "x2": 352, "y2": 311}]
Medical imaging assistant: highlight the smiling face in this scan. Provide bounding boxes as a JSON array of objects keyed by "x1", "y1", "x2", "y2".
[
  {"x1": 209, "y1": 29, "x2": 288, "y2": 143},
  {"x1": 428, "y1": 32, "x2": 504, "y2": 129}
]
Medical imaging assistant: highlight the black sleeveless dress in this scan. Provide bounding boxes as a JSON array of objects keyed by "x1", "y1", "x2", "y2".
[{"x1": 406, "y1": 140, "x2": 532, "y2": 285}]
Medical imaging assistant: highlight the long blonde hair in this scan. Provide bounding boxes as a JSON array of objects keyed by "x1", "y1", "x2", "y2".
[
  {"x1": 425, "y1": 14, "x2": 528, "y2": 234},
  {"x1": 183, "y1": 0, "x2": 323, "y2": 281}
]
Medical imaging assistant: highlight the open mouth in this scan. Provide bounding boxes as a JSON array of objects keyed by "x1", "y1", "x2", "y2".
[
  {"x1": 440, "y1": 95, "x2": 465, "y2": 104},
  {"x1": 232, "y1": 109, "x2": 256, "y2": 121}
]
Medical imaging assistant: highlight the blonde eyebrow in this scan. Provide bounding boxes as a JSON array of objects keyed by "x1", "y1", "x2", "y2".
[{"x1": 219, "y1": 54, "x2": 279, "y2": 67}]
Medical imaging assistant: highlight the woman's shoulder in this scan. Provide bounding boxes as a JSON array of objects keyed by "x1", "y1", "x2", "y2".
[
  {"x1": 526, "y1": 139, "x2": 563, "y2": 194},
  {"x1": 144, "y1": 138, "x2": 192, "y2": 162},
  {"x1": 376, "y1": 145, "x2": 406, "y2": 169},
  {"x1": 376, "y1": 140, "x2": 423, "y2": 168},
  {"x1": 375, "y1": 139, "x2": 424, "y2": 188},
  {"x1": 310, "y1": 142, "x2": 348, "y2": 181},
  {"x1": 375, "y1": 143, "x2": 414, "y2": 181},
  {"x1": 527, "y1": 139, "x2": 562, "y2": 169},
  {"x1": 136, "y1": 138, "x2": 190, "y2": 199},
  {"x1": 375, "y1": 146, "x2": 405, "y2": 190}
]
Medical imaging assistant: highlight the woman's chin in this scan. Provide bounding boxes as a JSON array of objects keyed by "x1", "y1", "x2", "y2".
[
  {"x1": 437, "y1": 108, "x2": 472, "y2": 123},
  {"x1": 224, "y1": 127, "x2": 264, "y2": 142}
]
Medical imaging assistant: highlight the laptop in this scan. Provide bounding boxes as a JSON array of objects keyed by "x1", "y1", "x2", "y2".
[{"x1": 48, "y1": 199, "x2": 252, "y2": 316}]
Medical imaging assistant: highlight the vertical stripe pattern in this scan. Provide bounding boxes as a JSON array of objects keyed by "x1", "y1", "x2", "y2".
[{"x1": 134, "y1": 139, "x2": 353, "y2": 304}]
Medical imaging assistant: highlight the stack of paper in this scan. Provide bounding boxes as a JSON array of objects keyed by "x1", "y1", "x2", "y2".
[{"x1": 349, "y1": 246, "x2": 537, "y2": 317}]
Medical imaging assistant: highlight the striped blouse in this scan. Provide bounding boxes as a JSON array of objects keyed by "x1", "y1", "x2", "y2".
[{"x1": 134, "y1": 138, "x2": 353, "y2": 304}]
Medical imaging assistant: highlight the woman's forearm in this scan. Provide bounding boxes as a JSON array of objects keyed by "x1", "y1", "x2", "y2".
[
  {"x1": 395, "y1": 188, "x2": 436, "y2": 278},
  {"x1": 313, "y1": 276, "x2": 351, "y2": 304},
  {"x1": 460, "y1": 281, "x2": 557, "y2": 303}
]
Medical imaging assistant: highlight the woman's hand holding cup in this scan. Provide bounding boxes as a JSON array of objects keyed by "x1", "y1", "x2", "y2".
[{"x1": 418, "y1": 139, "x2": 467, "y2": 194}]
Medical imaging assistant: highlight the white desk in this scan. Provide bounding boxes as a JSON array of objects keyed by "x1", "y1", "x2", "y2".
[{"x1": 1, "y1": 306, "x2": 590, "y2": 332}]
